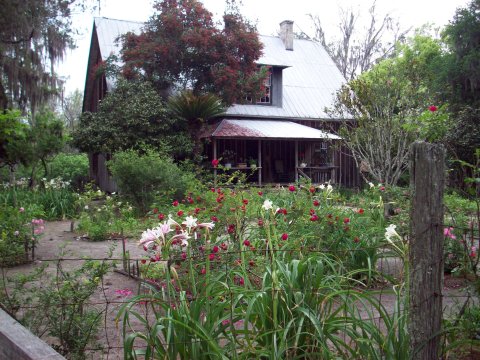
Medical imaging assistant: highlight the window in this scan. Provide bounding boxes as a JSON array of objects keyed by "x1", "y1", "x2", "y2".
[
  {"x1": 244, "y1": 71, "x2": 272, "y2": 105},
  {"x1": 257, "y1": 72, "x2": 271, "y2": 104}
]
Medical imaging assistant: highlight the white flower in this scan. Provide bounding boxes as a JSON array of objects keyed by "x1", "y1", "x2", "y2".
[
  {"x1": 198, "y1": 222, "x2": 215, "y2": 230},
  {"x1": 182, "y1": 216, "x2": 197, "y2": 230},
  {"x1": 139, "y1": 228, "x2": 160, "y2": 246},
  {"x1": 385, "y1": 224, "x2": 399, "y2": 242},
  {"x1": 368, "y1": 182, "x2": 374, "y2": 188},
  {"x1": 319, "y1": 184, "x2": 325, "y2": 190},
  {"x1": 167, "y1": 214, "x2": 180, "y2": 227},
  {"x1": 326, "y1": 184, "x2": 333, "y2": 191},
  {"x1": 84, "y1": 205, "x2": 89, "y2": 210},
  {"x1": 128, "y1": 206, "x2": 132, "y2": 211},
  {"x1": 262, "y1": 199, "x2": 273, "y2": 211},
  {"x1": 158, "y1": 222, "x2": 172, "y2": 237},
  {"x1": 171, "y1": 231, "x2": 191, "y2": 248}
]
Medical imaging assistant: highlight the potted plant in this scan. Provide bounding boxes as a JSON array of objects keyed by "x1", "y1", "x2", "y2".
[
  {"x1": 248, "y1": 158, "x2": 257, "y2": 169},
  {"x1": 221, "y1": 150, "x2": 236, "y2": 168}
]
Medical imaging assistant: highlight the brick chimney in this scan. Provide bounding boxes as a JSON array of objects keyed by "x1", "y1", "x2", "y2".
[{"x1": 280, "y1": 20, "x2": 294, "y2": 51}]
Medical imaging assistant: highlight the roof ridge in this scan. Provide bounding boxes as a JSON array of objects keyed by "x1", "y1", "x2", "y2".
[{"x1": 94, "y1": 16, "x2": 144, "y2": 25}]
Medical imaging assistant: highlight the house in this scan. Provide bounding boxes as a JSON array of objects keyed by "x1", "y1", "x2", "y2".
[{"x1": 83, "y1": 17, "x2": 361, "y2": 192}]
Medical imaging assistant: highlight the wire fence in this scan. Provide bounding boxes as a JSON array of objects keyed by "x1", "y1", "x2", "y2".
[{"x1": 1, "y1": 219, "x2": 479, "y2": 359}]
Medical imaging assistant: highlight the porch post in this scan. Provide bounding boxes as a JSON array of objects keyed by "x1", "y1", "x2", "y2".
[
  {"x1": 295, "y1": 140, "x2": 299, "y2": 182},
  {"x1": 258, "y1": 140, "x2": 262, "y2": 186},
  {"x1": 213, "y1": 138, "x2": 217, "y2": 188}
]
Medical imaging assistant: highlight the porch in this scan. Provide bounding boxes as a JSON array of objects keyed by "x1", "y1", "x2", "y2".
[{"x1": 204, "y1": 119, "x2": 342, "y2": 186}]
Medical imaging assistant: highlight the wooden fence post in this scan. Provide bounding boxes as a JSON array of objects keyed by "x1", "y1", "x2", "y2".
[{"x1": 409, "y1": 141, "x2": 445, "y2": 359}]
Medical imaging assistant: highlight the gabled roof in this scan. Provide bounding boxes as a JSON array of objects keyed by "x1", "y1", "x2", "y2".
[{"x1": 88, "y1": 17, "x2": 347, "y2": 121}]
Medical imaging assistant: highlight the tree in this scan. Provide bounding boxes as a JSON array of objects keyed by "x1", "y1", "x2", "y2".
[
  {"x1": 0, "y1": 0, "x2": 84, "y2": 113},
  {"x1": 305, "y1": 1, "x2": 408, "y2": 80},
  {"x1": 442, "y1": 0, "x2": 480, "y2": 165},
  {"x1": 120, "y1": 0, "x2": 267, "y2": 105},
  {"x1": 329, "y1": 32, "x2": 446, "y2": 185},
  {"x1": 72, "y1": 80, "x2": 193, "y2": 158},
  {"x1": 168, "y1": 91, "x2": 225, "y2": 162},
  {"x1": 61, "y1": 89, "x2": 83, "y2": 133},
  {"x1": 0, "y1": 108, "x2": 65, "y2": 182}
]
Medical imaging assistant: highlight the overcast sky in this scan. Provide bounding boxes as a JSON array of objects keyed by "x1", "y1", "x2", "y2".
[{"x1": 58, "y1": 0, "x2": 471, "y2": 95}]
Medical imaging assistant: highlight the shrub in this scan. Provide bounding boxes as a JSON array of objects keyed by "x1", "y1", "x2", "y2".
[
  {"x1": 0, "y1": 205, "x2": 43, "y2": 266},
  {"x1": 0, "y1": 259, "x2": 110, "y2": 359},
  {"x1": 48, "y1": 153, "x2": 89, "y2": 189},
  {"x1": 0, "y1": 179, "x2": 77, "y2": 220},
  {"x1": 108, "y1": 149, "x2": 189, "y2": 212}
]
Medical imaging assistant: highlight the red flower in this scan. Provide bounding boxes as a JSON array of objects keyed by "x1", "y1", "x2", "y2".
[
  {"x1": 212, "y1": 245, "x2": 219, "y2": 253},
  {"x1": 327, "y1": 213, "x2": 333, "y2": 219},
  {"x1": 227, "y1": 224, "x2": 235, "y2": 234},
  {"x1": 258, "y1": 191, "x2": 263, "y2": 196},
  {"x1": 153, "y1": 208, "x2": 159, "y2": 214},
  {"x1": 258, "y1": 219, "x2": 264, "y2": 227},
  {"x1": 200, "y1": 268, "x2": 206, "y2": 275},
  {"x1": 309, "y1": 209, "x2": 316, "y2": 215},
  {"x1": 177, "y1": 210, "x2": 184, "y2": 216},
  {"x1": 158, "y1": 213, "x2": 165, "y2": 220},
  {"x1": 309, "y1": 186, "x2": 315, "y2": 194},
  {"x1": 172, "y1": 200, "x2": 179, "y2": 207},
  {"x1": 141, "y1": 259, "x2": 147, "y2": 264},
  {"x1": 181, "y1": 252, "x2": 187, "y2": 260},
  {"x1": 310, "y1": 214, "x2": 319, "y2": 221},
  {"x1": 380, "y1": 186, "x2": 385, "y2": 191},
  {"x1": 243, "y1": 199, "x2": 249, "y2": 205},
  {"x1": 211, "y1": 216, "x2": 218, "y2": 222},
  {"x1": 209, "y1": 253, "x2": 215, "y2": 261},
  {"x1": 243, "y1": 239, "x2": 251, "y2": 246},
  {"x1": 313, "y1": 200, "x2": 320, "y2": 206},
  {"x1": 358, "y1": 208, "x2": 364, "y2": 214},
  {"x1": 281, "y1": 233, "x2": 288, "y2": 241},
  {"x1": 428, "y1": 105, "x2": 438, "y2": 112},
  {"x1": 211, "y1": 187, "x2": 215, "y2": 192},
  {"x1": 343, "y1": 218, "x2": 350, "y2": 224},
  {"x1": 211, "y1": 159, "x2": 219, "y2": 167},
  {"x1": 249, "y1": 260, "x2": 255, "y2": 267},
  {"x1": 289, "y1": 185, "x2": 296, "y2": 192},
  {"x1": 354, "y1": 237, "x2": 360, "y2": 243},
  {"x1": 194, "y1": 207, "x2": 200, "y2": 214},
  {"x1": 220, "y1": 242, "x2": 228, "y2": 251},
  {"x1": 241, "y1": 205, "x2": 246, "y2": 212},
  {"x1": 188, "y1": 197, "x2": 194, "y2": 204}
]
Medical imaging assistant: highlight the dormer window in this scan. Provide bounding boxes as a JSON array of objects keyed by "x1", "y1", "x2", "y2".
[
  {"x1": 257, "y1": 72, "x2": 271, "y2": 104},
  {"x1": 245, "y1": 71, "x2": 272, "y2": 105}
]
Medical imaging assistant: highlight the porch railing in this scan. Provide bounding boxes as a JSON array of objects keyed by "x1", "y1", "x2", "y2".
[{"x1": 297, "y1": 166, "x2": 337, "y2": 184}]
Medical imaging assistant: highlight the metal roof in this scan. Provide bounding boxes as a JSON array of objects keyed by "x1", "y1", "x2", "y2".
[
  {"x1": 91, "y1": 17, "x2": 347, "y2": 120},
  {"x1": 227, "y1": 35, "x2": 346, "y2": 120},
  {"x1": 210, "y1": 119, "x2": 341, "y2": 140},
  {"x1": 94, "y1": 17, "x2": 144, "y2": 90}
]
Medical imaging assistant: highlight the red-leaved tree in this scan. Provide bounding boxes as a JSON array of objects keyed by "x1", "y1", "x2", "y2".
[{"x1": 120, "y1": 0, "x2": 266, "y2": 105}]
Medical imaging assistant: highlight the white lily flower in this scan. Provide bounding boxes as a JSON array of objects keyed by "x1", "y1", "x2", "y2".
[
  {"x1": 319, "y1": 184, "x2": 325, "y2": 190},
  {"x1": 198, "y1": 222, "x2": 215, "y2": 230},
  {"x1": 167, "y1": 214, "x2": 180, "y2": 227},
  {"x1": 262, "y1": 199, "x2": 273, "y2": 211},
  {"x1": 183, "y1": 216, "x2": 198, "y2": 230},
  {"x1": 326, "y1": 184, "x2": 333, "y2": 191},
  {"x1": 385, "y1": 224, "x2": 399, "y2": 242}
]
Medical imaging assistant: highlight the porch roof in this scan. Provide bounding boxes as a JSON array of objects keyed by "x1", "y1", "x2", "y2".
[{"x1": 207, "y1": 119, "x2": 341, "y2": 140}]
